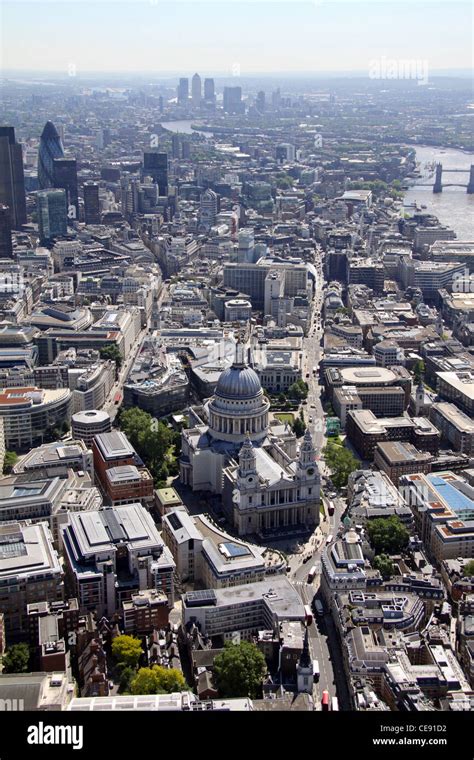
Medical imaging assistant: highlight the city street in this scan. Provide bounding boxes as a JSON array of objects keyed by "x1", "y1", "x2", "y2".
[{"x1": 104, "y1": 283, "x2": 168, "y2": 420}]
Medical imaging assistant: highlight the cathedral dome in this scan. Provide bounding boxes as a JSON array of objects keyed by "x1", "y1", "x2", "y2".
[{"x1": 215, "y1": 364, "x2": 262, "y2": 400}]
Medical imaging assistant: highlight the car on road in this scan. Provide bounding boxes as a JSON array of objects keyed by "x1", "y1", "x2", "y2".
[{"x1": 308, "y1": 416, "x2": 313, "y2": 423}]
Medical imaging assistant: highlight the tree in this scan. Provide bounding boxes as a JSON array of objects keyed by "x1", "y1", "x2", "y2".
[
  {"x1": 3, "y1": 450, "x2": 18, "y2": 474},
  {"x1": 373, "y1": 553, "x2": 395, "y2": 580},
  {"x1": 111, "y1": 635, "x2": 143, "y2": 668},
  {"x1": 2, "y1": 643, "x2": 30, "y2": 673},
  {"x1": 288, "y1": 379, "x2": 308, "y2": 400},
  {"x1": 413, "y1": 359, "x2": 425, "y2": 384},
  {"x1": 213, "y1": 641, "x2": 266, "y2": 699},
  {"x1": 130, "y1": 666, "x2": 187, "y2": 695},
  {"x1": 464, "y1": 560, "x2": 474, "y2": 577},
  {"x1": 323, "y1": 440, "x2": 359, "y2": 489},
  {"x1": 118, "y1": 407, "x2": 174, "y2": 483},
  {"x1": 292, "y1": 416, "x2": 306, "y2": 438},
  {"x1": 100, "y1": 344, "x2": 123, "y2": 370},
  {"x1": 367, "y1": 516, "x2": 410, "y2": 555},
  {"x1": 117, "y1": 665, "x2": 135, "y2": 694}
]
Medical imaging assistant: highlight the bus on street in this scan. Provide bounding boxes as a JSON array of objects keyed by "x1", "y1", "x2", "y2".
[
  {"x1": 307, "y1": 565, "x2": 317, "y2": 583},
  {"x1": 321, "y1": 690, "x2": 330, "y2": 711},
  {"x1": 304, "y1": 605, "x2": 313, "y2": 625},
  {"x1": 312, "y1": 660, "x2": 320, "y2": 682}
]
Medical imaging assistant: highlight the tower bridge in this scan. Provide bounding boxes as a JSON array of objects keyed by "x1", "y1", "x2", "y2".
[{"x1": 431, "y1": 163, "x2": 474, "y2": 193}]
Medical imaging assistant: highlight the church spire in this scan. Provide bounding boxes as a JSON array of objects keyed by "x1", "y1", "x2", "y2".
[
  {"x1": 299, "y1": 428, "x2": 316, "y2": 466},
  {"x1": 239, "y1": 432, "x2": 256, "y2": 477}
]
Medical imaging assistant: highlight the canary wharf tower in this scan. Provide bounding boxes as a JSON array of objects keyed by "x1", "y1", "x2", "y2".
[{"x1": 38, "y1": 121, "x2": 64, "y2": 189}]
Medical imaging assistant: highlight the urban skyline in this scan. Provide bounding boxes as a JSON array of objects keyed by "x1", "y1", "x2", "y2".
[{"x1": 0, "y1": 0, "x2": 473, "y2": 748}]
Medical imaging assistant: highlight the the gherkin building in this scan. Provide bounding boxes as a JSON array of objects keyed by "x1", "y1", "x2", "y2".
[{"x1": 38, "y1": 121, "x2": 64, "y2": 189}]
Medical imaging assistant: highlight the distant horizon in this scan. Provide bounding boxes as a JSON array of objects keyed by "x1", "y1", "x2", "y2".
[
  {"x1": 2, "y1": 68, "x2": 473, "y2": 79},
  {"x1": 2, "y1": 1, "x2": 472, "y2": 74}
]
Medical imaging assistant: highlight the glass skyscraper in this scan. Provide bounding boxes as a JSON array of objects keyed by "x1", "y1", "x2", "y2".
[
  {"x1": 53, "y1": 157, "x2": 78, "y2": 219},
  {"x1": 0, "y1": 126, "x2": 27, "y2": 229},
  {"x1": 38, "y1": 121, "x2": 64, "y2": 189},
  {"x1": 143, "y1": 151, "x2": 168, "y2": 196},
  {"x1": 37, "y1": 188, "x2": 67, "y2": 242}
]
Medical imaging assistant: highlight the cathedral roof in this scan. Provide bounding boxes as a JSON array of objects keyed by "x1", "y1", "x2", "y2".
[{"x1": 215, "y1": 363, "x2": 262, "y2": 400}]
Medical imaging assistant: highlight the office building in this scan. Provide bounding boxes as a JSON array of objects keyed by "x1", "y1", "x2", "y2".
[
  {"x1": 0, "y1": 126, "x2": 27, "y2": 228},
  {"x1": 429, "y1": 402, "x2": 474, "y2": 455},
  {"x1": 37, "y1": 188, "x2": 68, "y2": 242},
  {"x1": 400, "y1": 472, "x2": 474, "y2": 562},
  {"x1": 333, "y1": 385, "x2": 406, "y2": 430},
  {"x1": 122, "y1": 590, "x2": 169, "y2": 635},
  {"x1": 143, "y1": 150, "x2": 168, "y2": 196},
  {"x1": 0, "y1": 386, "x2": 71, "y2": 451},
  {"x1": 199, "y1": 188, "x2": 218, "y2": 229},
  {"x1": 38, "y1": 121, "x2": 64, "y2": 189},
  {"x1": 191, "y1": 72, "x2": 202, "y2": 106},
  {"x1": 83, "y1": 181, "x2": 101, "y2": 224},
  {"x1": 436, "y1": 371, "x2": 474, "y2": 417},
  {"x1": 177, "y1": 77, "x2": 189, "y2": 105},
  {"x1": 224, "y1": 298, "x2": 252, "y2": 322},
  {"x1": 0, "y1": 520, "x2": 63, "y2": 638},
  {"x1": 71, "y1": 409, "x2": 112, "y2": 447},
  {"x1": 204, "y1": 78, "x2": 215, "y2": 102},
  {"x1": 61, "y1": 505, "x2": 175, "y2": 614},
  {"x1": 374, "y1": 441, "x2": 433, "y2": 486},
  {"x1": 0, "y1": 204, "x2": 13, "y2": 257},
  {"x1": 171, "y1": 134, "x2": 181, "y2": 159},
  {"x1": 13, "y1": 439, "x2": 93, "y2": 478},
  {"x1": 346, "y1": 409, "x2": 440, "y2": 460},
  {"x1": 223, "y1": 86, "x2": 243, "y2": 114},
  {"x1": 92, "y1": 430, "x2": 136, "y2": 483},
  {"x1": 182, "y1": 576, "x2": 304, "y2": 641},
  {"x1": 325, "y1": 365, "x2": 412, "y2": 407},
  {"x1": 346, "y1": 470, "x2": 414, "y2": 525},
  {"x1": 162, "y1": 509, "x2": 278, "y2": 589},
  {"x1": 52, "y1": 157, "x2": 78, "y2": 220},
  {"x1": 256, "y1": 90, "x2": 265, "y2": 112}
]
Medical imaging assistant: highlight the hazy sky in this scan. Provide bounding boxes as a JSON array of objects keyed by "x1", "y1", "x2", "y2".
[{"x1": 1, "y1": 1, "x2": 472, "y2": 75}]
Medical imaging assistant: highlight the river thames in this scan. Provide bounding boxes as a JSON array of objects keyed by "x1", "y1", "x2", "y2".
[
  {"x1": 403, "y1": 145, "x2": 474, "y2": 240},
  {"x1": 160, "y1": 128, "x2": 473, "y2": 240}
]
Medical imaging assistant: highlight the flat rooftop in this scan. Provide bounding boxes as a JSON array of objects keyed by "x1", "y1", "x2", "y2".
[{"x1": 94, "y1": 430, "x2": 134, "y2": 460}]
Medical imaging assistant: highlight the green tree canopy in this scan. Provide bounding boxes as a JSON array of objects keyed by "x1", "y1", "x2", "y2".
[
  {"x1": 130, "y1": 666, "x2": 187, "y2": 695},
  {"x1": 463, "y1": 560, "x2": 474, "y2": 577},
  {"x1": 323, "y1": 440, "x2": 359, "y2": 489},
  {"x1": 2, "y1": 643, "x2": 30, "y2": 673},
  {"x1": 288, "y1": 379, "x2": 309, "y2": 400},
  {"x1": 100, "y1": 344, "x2": 123, "y2": 369},
  {"x1": 367, "y1": 516, "x2": 410, "y2": 555},
  {"x1": 111, "y1": 635, "x2": 143, "y2": 668},
  {"x1": 3, "y1": 450, "x2": 18, "y2": 474},
  {"x1": 118, "y1": 407, "x2": 175, "y2": 483},
  {"x1": 413, "y1": 359, "x2": 425, "y2": 384},
  {"x1": 292, "y1": 416, "x2": 306, "y2": 438},
  {"x1": 373, "y1": 553, "x2": 395, "y2": 580},
  {"x1": 213, "y1": 641, "x2": 266, "y2": 699}
]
